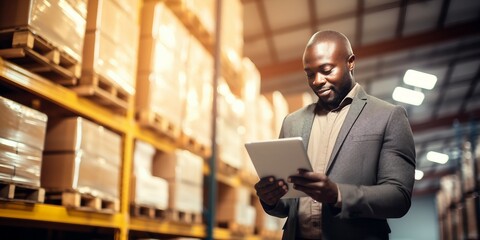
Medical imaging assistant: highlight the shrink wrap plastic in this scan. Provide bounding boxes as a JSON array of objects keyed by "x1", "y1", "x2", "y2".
[
  {"x1": 131, "y1": 141, "x2": 168, "y2": 209},
  {"x1": 0, "y1": 96, "x2": 47, "y2": 187},
  {"x1": 43, "y1": 117, "x2": 121, "y2": 200},
  {"x1": 0, "y1": 0, "x2": 88, "y2": 62},
  {"x1": 83, "y1": 0, "x2": 139, "y2": 95},
  {"x1": 217, "y1": 80, "x2": 244, "y2": 169},
  {"x1": 0, "y1": 137, "x2": 43, "y2": 186},
  {"x1": 137, "y1": 1, "x2": 190, "y2": 127},
  {"x1": 0, "y1": 96, "x2": 48, "y2": 150},
  {"x1": 41, "y1": 150, "x2": 120, "y2": 199},
  {"x1": 152, "y1": 149, "x2": 203, "y2": 213}
]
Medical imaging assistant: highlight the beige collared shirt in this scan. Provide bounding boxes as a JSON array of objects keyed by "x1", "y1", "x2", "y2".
[{"x1": 298, "y1": 83, "x2": 360, "y2": 239}]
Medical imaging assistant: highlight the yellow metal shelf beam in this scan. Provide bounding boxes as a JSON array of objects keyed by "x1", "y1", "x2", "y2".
[
  {"x1": 217, "y1": 172, "x2": 242, "y2": 187},
  {"x1": 132, "y1": 124, "x2": 177, "y2": 153},
  {"x1": 0, "y1": 58, "x2": 129, "y2": 134},
  {"x1": 0, "y1": 202, "x2": 124, "y2": 229},
  {"x1": 129, "y1": 218, "x2": 206, "y2": 238}
]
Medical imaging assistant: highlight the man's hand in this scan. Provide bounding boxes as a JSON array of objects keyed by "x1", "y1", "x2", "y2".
[
  {"x1": 288, "y1": 170, "x2": 338, "y2": 204},
  {"x1": 254, "y1": 176, "x2": 288, "y2": 206}
]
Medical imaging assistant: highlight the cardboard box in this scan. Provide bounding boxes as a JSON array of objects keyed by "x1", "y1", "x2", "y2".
[
  {"x1": 44, "y1": 117, "x2": 121, "y2": 165},
  {"x1": 221, "y1": 0, "x2": 243, "y2": 62},
  {"x1": 216, "y1": 82, "x2": 244, "y2": 169},
  {"x1": 135, "y1": 73, "x2": 186, "y2": 128},
  {"x1": 182, "y1": 36, "x2": 213, "y2": 147},
  {"x1": 264, "y1": 91, "x2": 289, "y2": 137},
  {"x1": 217, "y1": 203, "x2": 256, "y2": 226},
  {"x1": 86, "y1": 0, "x2": 138, "y2": 56},
  {"x1": 253, "y1": 197, "x2": 286, "y2": 232},
  {"x1": 0, "y1": 96, "x2": 48, "y2": 151},
  {"x1": 112, "y1": 0, "x2": 138, "y2": 19},
  {"x1": 140, "y1": 1, "x2": 188, "y2": 42},
  {"x1": 217, "y1": 185, "x2": 255, "y2": 224},
  {"x1": 82, "y1": 30, "x2": 137, "y2": 95},
  {"x1": 41, "y1": 151, "x2": 120, "y2": 200},
  {"x1": 0, "y1": 137, "x2": 43, "y2": 186},
  {"x1": 137, "y1": 36, "x2": 189, "y2": 74},
  {"x1": 0, "y1": 0, "x2": 87, "y2": 62},
  {"x1": 168, "y1": 181, "x2": 203, "y2": 213},
  {"x1": 133, "y1": 140, "x2": 156, "y2": 176},
  {"x1": 152, "y1": 149, "x2": 203, "y2": 185},
  {"x1": 130, "y1": 175, "x2": 168, "y2": 210}
]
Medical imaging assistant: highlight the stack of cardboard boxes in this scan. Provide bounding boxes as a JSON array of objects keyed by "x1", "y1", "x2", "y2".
[
  {"x1": 0, "y1": 96, "x2": 48, "y2": 187},
  {"x1": 217, "y1": 185, "x2": 256, "y2": 231},
  {"x1": 42, "y1": 117, "x2": 121, "y2": 204},
  {"x1": 217, "y1": 79, "x2": 245, "y2": 171},
  {"x1": 136, "y1": 1, "x2": 190, "y2": 133},
  {"x1": 153, "y1": 149, "x2": 204, "y2": 216},
  {"x1": 131, "y1": 141, "x2": 169, "y2": 210},
  {"x1": 82, "y1": 0, "x2": 139, "y2": 96},
  {"x1": 0, "y1": 0, "x2": 88, "y2": 64}
]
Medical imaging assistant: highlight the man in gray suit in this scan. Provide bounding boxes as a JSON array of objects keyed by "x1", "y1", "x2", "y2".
[{"x1": 254, "y1": 30, "x2": 416, "y2": 239}]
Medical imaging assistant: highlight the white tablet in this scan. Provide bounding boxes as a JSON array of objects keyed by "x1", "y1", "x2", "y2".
[{"x1": 244, "y1": 137, "x2": 313, "y2": 198}]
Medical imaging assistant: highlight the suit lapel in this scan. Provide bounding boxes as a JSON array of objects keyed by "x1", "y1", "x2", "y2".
[
  {"x1": 301, "y1": 104, "x2": 316, "y2": 150},
  {"x1": 326, "y1": 87, "x2": 368, "y2": 173}
]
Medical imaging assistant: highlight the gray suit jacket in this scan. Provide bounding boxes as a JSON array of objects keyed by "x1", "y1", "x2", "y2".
[{"x1": 262, "y1": 86, "x2": 416, "y2": 240}]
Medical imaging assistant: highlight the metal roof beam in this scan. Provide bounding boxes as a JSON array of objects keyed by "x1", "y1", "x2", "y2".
[{"x1": 259, "y1": 20, "x2": 480, "y2": 80}]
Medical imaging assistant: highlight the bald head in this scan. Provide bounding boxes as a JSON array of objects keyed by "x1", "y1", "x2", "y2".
[
  {"x1": 304, "y1": 30, "x2": 353, "y2": 59},
  {"x1": 302, "y1": 30, "x2": 356, "y2": 110}
]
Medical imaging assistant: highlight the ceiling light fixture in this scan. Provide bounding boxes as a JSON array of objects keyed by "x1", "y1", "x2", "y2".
[
  {"x1": 392, "y1": 87, "x2": 425, "y2": 106},
  {"x1": 415, "y1": 170, "x2": 424, "y2": 180},
  {"x1": 426, "y1": 151, "x2": 449, "y2": 164},
  {"x1": 403, "y1": 69, "x2": 437, "y2": 90}
]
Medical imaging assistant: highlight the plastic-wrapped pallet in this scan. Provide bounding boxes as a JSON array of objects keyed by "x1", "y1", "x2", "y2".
[
  {"x1": 254, "y1": 197, "x2": 286, "y2": 235},
  {"x1": 182, "y1": 36, "x2": 213, "y2": 148},
  {"x1": 131, "y1": 141, "x2": 168, "y2": 210},
  {"x1": 152, "y1": 149, "x2": 203, "y2": 214},
  {"x1": 0, "y1": 96, "x2": 47, "y2": 187},
  {"x1": 42, "y1": 117, "x2": 121, "y2": 200},
  {"x1": 257, "y1": 96, "x2": 275, "y2": 141},
  {"x1": 137, "y1": 1, "x2": 190, "y2": 129},
  {"x1": 221, "y1": 0, "x2": 243, "y2": 74},
  {"x1": 0, "y1": 0, "x2": 88, "y2": 62},
  {"x1": 82, "y1": 0, "x2": 139, "y2": 95},
  {"x1": 217, "y1": 186, "x2": 256, "y2": 227},
  {"x1": 241, "y1": 58, "x2": 262, "y2": 178},
  {"x1": 216, "y1": 79, "x2": 245, "y2": 170},
  {"x1": 264, "y1": 91, "x2": 289, "y2": 137},
  {"x1": 188, "y1": 0, "x2": 215, "y2": 35}
]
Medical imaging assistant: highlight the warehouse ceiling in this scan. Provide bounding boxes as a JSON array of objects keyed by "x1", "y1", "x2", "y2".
[{"x1": 241, "y1": 0, "x2": 480, "y2": 195}]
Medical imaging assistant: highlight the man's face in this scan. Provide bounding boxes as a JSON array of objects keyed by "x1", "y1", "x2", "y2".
[{"x1": 303, "y1": 41, "x2": 354, "y2": 109}]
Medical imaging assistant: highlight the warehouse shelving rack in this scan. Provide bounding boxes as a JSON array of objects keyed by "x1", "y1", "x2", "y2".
[
  {"x1": 0, "y1": 0, "x2": 269, "y2": 239},
  {"x1": 0, "y1": 56, "x2": 265, "y2": 240}
]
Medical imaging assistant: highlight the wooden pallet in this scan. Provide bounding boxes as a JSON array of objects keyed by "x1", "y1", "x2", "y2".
[
  {"x1": 72, "y1": 72, "x2": 132, "y2": 114},
  {"x1": 130, "y1": 204, "x2": 167, "y2": 220},
  {"x1": 167, "y1": 209, "x2": 202, "y2": 224},
  {"x1": 0, "y1": 181, "x2": 45, "y2": 203},
  {"x1": 164, "y1": 0, "x2": 214, "y2": 52},
  {"x1": 177, "y1": 133, "x2": 211, "y2": 158},
  {"x1": 0, "y1": 28, "x2": 80, "y2": 85},
  {"x1": 137, "y1": 111, "x2": 181, "y2": 140},
  {"x1": 218, "y1": 221, "x2": 254, "y2": 236},
  {"x1": 45, "y1": 191, "x2": 119, "y2": 214}
]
